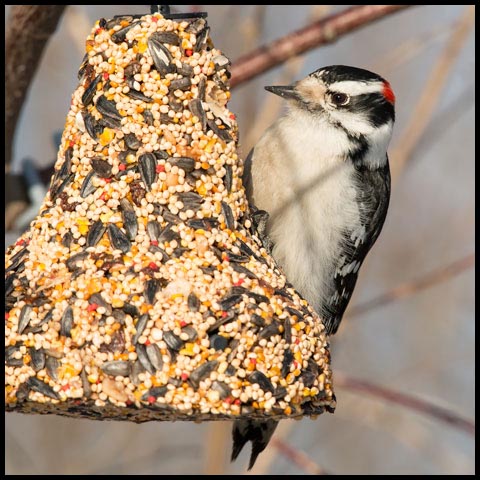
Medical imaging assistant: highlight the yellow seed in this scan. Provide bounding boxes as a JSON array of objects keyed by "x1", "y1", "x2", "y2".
[
  {"x1": 100, "y1": 211, "x2": 113, "y2": 223},
  {"x1": 111, "y1": 298, "x2": 124, "y2": 308},
  {"x1": 99, "y1": 128, "x2": 115, "y2": 146}
]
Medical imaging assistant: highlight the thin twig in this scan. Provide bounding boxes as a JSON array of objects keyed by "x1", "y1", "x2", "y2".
[
  {"x1": 335, "y1": 373, "x2": 475, "y2": 437},
  {"x1": 390, "y1": 5, "x2": 475, "y2": 179},
  {"x1": 272, "y1": 438, "x2": 332, "y2": 475},
  {"x1": 230, "y1": 5, "x2": 412, "y2": 88},
  {"x1": 347, "y1": 253, "x2": 475, "y2": 318},
  {"x1": 5, "y1": 5, "x2": 67, "y2": 169}
]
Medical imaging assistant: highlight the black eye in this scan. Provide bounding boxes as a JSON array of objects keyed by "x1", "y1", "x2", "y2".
[{"x1": 331, "y1": 92, "x2": 349, "y2": 106}]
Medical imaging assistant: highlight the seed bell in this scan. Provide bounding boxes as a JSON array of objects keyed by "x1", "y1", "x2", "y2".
[{"x1": 5, "y1": 7, "x2": 335, "y2": 423}]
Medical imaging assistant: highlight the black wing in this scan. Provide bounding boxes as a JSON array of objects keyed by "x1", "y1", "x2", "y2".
[{"x1": 322, "y1": 160, "x2": 391, "y2": 335}]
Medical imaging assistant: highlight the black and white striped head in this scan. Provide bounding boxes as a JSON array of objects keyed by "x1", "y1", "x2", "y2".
[{"x1": 265, "y1": 65, "x2": 395, "y2": 164}]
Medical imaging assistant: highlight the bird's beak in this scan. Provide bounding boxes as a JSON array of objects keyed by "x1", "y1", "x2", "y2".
[{"x1": 265, "y1": 85, "x2": 299, "y2": 101}]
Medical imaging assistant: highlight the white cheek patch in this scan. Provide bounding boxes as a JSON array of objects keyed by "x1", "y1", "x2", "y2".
[
  {"x1": 328, "y1": 80, "x2": 384, "y2": 97},
  {"x1": 328, "y1": 108, "x2": 375, "y2": 136}
]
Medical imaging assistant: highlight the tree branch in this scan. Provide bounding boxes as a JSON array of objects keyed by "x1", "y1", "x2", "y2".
[
  {"x1": 347, "y1": 253, "x2": 475, "y2": 318},
  {"x1": 272, "y1": 438, "x2": 331, "y2": 475},
  {"x1": 5, "y1": 5, "x2": 67, "y2": 169},
  {"x1": 335, "y1": 373, "x2": 475, "y2": 436},
  {"x1": 230, "y1": 5, "x2": 413, "y2": 88}
]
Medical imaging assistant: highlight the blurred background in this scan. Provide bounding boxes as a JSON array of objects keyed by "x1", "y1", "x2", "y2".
[{"x1": 5, "y1": 4, "x2": 475, "y2": 475}]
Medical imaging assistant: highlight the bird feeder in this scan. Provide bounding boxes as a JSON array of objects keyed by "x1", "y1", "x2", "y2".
[{"x1": 5, "y1": 6, "x2": 335, "y2": 423}]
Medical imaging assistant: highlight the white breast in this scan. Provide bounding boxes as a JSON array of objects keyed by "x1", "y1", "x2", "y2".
[{"x1": 250, "y1": 111, "x2": 361, "y2": 313}]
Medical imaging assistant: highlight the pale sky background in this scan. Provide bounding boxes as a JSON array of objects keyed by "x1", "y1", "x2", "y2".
[{"x1": 5, "y1": 5, "x2": 475, "y2": 475}]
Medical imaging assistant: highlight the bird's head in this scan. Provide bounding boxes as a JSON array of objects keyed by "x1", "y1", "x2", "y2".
[{"x1": 265, "y1": 65, "x2": 395, "y2": 142}]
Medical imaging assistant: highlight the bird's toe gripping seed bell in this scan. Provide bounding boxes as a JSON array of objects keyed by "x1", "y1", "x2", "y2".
[{"x1": 5, "y1": 8, "x2": 335, "y2": 424}]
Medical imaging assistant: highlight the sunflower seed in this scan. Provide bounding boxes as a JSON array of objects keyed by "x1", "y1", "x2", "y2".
[
  {"x1": 136, "y1": 343, "x2": 155, "y2": 375},
  {"x1": 80, "y1": 368, "x2": 92, "y2": 398},
  {"x1": 163, "y1": 331, "x2": 184, "y2": 351},
  {"x1": 83, "y1": 112, "x2": 103, "y2": 141},
  {"x1": 219, "y1": 293, "x2": 242, "y2": 311},
  {"x1": 122, "y1": 303, "x2": 139, "y2": 317},
  {"x1": 187, "y1": 292, "x2": 200, "y2": 312},
  {"x1": 45, "y1": 355, "x2": 60, "y2": 381},
  {"x1": 96, "y1": 95, "x2": 122, "y2": 122},
  {"x1": 29, "y1": 348, "x2": 46, "y2": 372},
  {"x1": 119, "y1": 198, "x2": 138, "y2": 240},
  {"x1": 141, "y1": 386, "x2": 168, "y2": 403},
  {"x1": 148, "y1": 35, "x2": 175, "y2": 75},
  {"x1": 105, "y1": 15, "x2": 133, "y2": 29},
  {"x1": 80, "y1": 171, "x2": 97, "y2": 198},
  {"x1": 251, "y1": 314, "x2": 265, "y2": 328},
  {"x1": 248, "y1": 371, "x2": 274, "y2": 393},
  {"x1": 60, "y1": 306, "x2": 74, "y2": 337},
  {"x1": 129, "y1": 360, "x2": 145, "y2": 386},
  {"x1": 224, "y1": 164, "x2": 233, "y2": 193},
  {"x1": 138, "y1": 153, "x2": 157, "y2": 191},
  {"x1": 177, "y1": 63, "x2": 193, "y2": 77},
  {"x1": 211, "y1": 381, "x2": 231, "y2": 399},
  {"x1": 91, "y1": 157, "x2": 113, "y2": 178},
  {"x1": 154, "y1": 31, "x2": 181, "y2": 45},
  {"x1": 258, "y1": 322, "x2": 282, "y2": 341},
  {"x1": 107, "y1": 224, "x2": 131, "y2": 253},
  {"x1": 189, "y1": 360, "x2": 218, "y2": 388},
  {"x1": 82, "y1": 74, "x2": 102, "y2": 106},
  {"x1": 207, "y1": 311, "x2": 237, "y2": 332},
  {"x1": 145, "y1": 279, "x2": 160, "y2": 305},
  {"x1": 50, "y1": 173, "x2": 74, "y2": 202},
  {"x1": 143, "y1": 109, "x2": 155, "y2": 126},
  {"x1": 209, "y1": 334, "x2": 228, "y2": 351},
  {"x1": 89, "y1": 293, "x2": 112, "y2": 315},
  {"x1": 189, "y1": 98, "x2": 206, "y2": 130},
  {"x1": 132, "y1": 314, "x2": 149, "y2": 344},
  {"x1": 18, "y1": 305, "x2": 33, "y2": 334},
  {"x1": 56, "y1": 147, "x2": 73, "y2": 181},
  {"x1": 147, "y1": 220, "x2": 161, "y2": 242},
  {"x1": 208, "y1": 118, "x2": 233, "y2": 142},
  {"x1": 146, "y1": 343, "x2": 163, "y2": 371},
  {"x1": 123, "y1": 133, "x2": 141, "y2": 150},
  {"x1": 16, "y1": 382, "x2": 30, "y2": 403},
  {"x1": 182, "y1": 326, "x2": 198, "y2": 342},
  {"x1": 169, "y1": 77, "x2": 192, "y2": 91},
  {"x1": 283, "y1": 317, "x2": 292, "y2": 344},
  {"x1": 101, "y1": 360, "x2": 131, "y2": 377},
  {"x1": 27, "y1": 376, "x2": 60, "y2": 400},
  {"x1": 194, "y1": 25, "x2": 210, "y2": 52},
  {"x1": 186, "y1": 18, "x2": 207, "y2": 34},
  {"x1": 66, "y1": 252, "x2": 88, "y2": 271},
  {"x1": 86, "y1": 220, "x2": 106, "y2": 247},
  {"x1": 6, "y1": 247, "x2": 28, "y2": 273},
  {"x1": 273, "y1": 386, "x2": 288, "y2": 399},
  {"x1": 221, "y1": 201, "x2": 235, "y2": 229},
  {"x1": 111, "y1": 21, "x2": 140, "y2": 43},
  {"x1": 126, "y1": 89, "x2": 153, "y2": 102},
  {"x1": 167, "y1": 156, "x2": 196, "y2": 173},
  {"x1": 282, "y1": 349, "x2": 294, "y2": 378}
]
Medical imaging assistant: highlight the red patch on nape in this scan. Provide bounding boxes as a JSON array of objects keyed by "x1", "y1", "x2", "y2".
[{"x1": 382, "y1": 81, "x2": 395, "y2": 104}]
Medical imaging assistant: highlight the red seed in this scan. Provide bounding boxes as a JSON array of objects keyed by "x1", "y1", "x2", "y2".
[
  {"x1": 148, "y1": 396, "x2": 156, "y2": 404},
  {"x1": 87, "y1": 303, "x2": 98, "y2": 312},
  {"x1": 233, "y1": 278, "x2": 245, "y2": 286},
  {"x1": 145, "y1": 339, "x2": 151, "y2": 346},
  {"x1": 152, "y1": 16, "x2": 159, "y2": 22},
  {"x1": 104, "y1": 178, "x2": 112, "y2": 183},
  {"x1": 186, "y1": 49, "x2": 193, "y2": 57},
  {"x1": 5, "y1": 313, "x2": 10, "y2": 320},
  {"x1": 221, "y1": 311, "x2": 228, "y2": 318},
  {"x1": 234, "y1": 399, "x2": 241, "y2": 406},
  {"x1": 103, "y1": 72, "x2": 109, "y2": 80},
  {"x1": 156, "y1": 164, "x2": 165, "y2": 173},
  {"x1": 181, "y1": 373, "x2": 189, "y2": 381},
  {"x1": 180, "y1": 320, "x2": 187, "y2": 327},
  {"x1": 148, "y1": 262, "x2": 159, "y2": 271},
  {"x1": 15, "y1": 239, "x2": 25, "y2": 246},
  {"x1": 118, "y1": 164, "x2": 126, "y2": 171},
  {"x1": 61, "y1": 384, "x2": 70, "y2": 391},
  {"x1": 150, "y1": 240, "x2": 159, "y2": 246}
]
